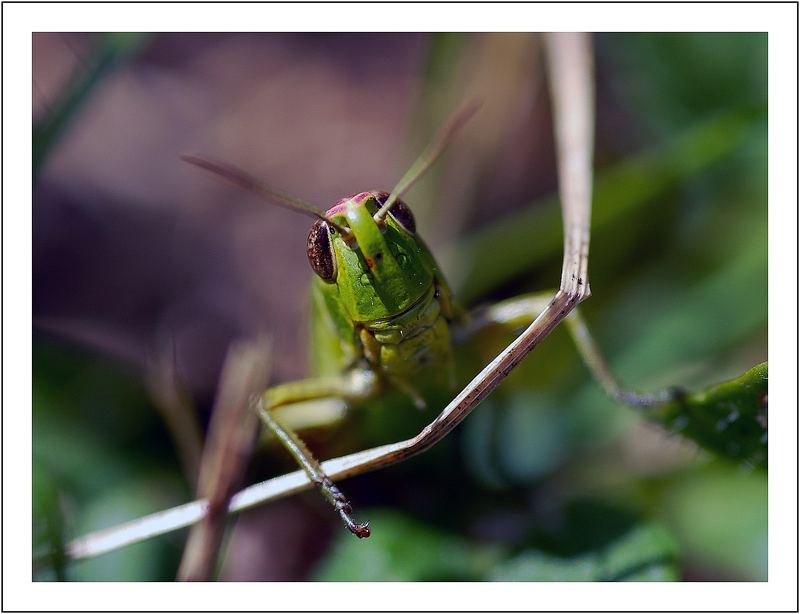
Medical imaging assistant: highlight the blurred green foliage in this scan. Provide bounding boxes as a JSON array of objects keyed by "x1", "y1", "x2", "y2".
[
  {"x1": 448, "y1": 109, "x2": 758, "y2": 303},
  {"x1": 315, "y1": 509, "x2": 501, "y2": 581},
  {"x1": 658, "y1": 464, "x2": 767, "y2": 580},
  {"x1": 315, "y1": 505, "x2": 679, "y2": 581},
  {"x1": 33, "y1": 33, "x2": 766, "y2": 581},
  {"x1": 489, "y1": 523, "x2": 679, "y2": 582},
  {"x1": 33, "y1": 344, "x2": 187, "y2": 580}
]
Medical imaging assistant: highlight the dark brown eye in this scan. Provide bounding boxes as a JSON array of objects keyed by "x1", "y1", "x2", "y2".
[
  {"x1": 307, "y1": 220, "x2": 336, "y2": 282},
  {"x1": 375, "y1": 192, "x2": 416, "y2": 234},
  {"x1": 389, "y1": 200, "x2": 416, "y2": 234}
]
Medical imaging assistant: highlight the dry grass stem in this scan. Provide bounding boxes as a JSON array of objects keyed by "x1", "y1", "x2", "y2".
[
  {"x1": 144, "y1": 341, "x2": 205, "y2": 488},
  {"x1": 175, "y1": 337, "x2": 270, "y2": 581}
]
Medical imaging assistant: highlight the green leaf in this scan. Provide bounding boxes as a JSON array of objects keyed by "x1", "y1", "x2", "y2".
[
  {"x1": 313, "y1": 509, "x2": 498, "y2": 581},
  {"x1": 654, "y1": 362, "x2": 767, "y2": 468},
  {"x1": 490, "y1": 523, "x2": 679, "y2": 582}
]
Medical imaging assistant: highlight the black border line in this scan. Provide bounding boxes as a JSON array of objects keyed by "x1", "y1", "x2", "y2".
[
  {"x1": 4, "y1": 1, "x2": 800, "y2": 3},
  {"x1": 9, "y1": 4, "x2": 799, "y2": 613}
]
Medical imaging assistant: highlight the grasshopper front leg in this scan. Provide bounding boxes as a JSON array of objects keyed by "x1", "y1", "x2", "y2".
[{"x1": 257, "y1": 369, "x2": 379, "y2": 538}]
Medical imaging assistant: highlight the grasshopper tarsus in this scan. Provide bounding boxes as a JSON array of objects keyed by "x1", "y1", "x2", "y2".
[
  {"x1": 343, "y1": 517, "x2": 371, "y2": 539},
  {"x1": 335, "y1": 498, "x2": 370, "y2": 538},
  {"x1": 323, "y1": 478, "x2": 370, "y2": 538}
]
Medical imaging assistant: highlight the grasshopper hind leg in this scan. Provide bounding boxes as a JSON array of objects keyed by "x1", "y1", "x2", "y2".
[{"x1": 257, "y1": 368, "x2": 378, "y2": 538}]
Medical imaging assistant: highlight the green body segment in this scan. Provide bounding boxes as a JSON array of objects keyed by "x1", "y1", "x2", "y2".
[{"x1": 309, "y1": 192, "x2": 459, "y2": 394}]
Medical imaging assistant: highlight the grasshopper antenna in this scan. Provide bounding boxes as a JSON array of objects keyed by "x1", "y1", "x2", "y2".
[
  {"x1": 374, "y1": 100, "x2": 481, "y2": 223},
  {"x1": 181, "y1": 155, "x2": 350, "y2": 236}
]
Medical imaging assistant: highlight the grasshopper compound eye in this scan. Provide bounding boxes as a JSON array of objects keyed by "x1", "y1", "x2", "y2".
[
  {"x1": 307, "y1": 219, "x2": 337, "y2": 282},
  {"x1": 375, "y1": 192, "x2": 416, "y2": 235},
  {"x1": 389, "y1": 200, "x2": 416, "y2": 234}
]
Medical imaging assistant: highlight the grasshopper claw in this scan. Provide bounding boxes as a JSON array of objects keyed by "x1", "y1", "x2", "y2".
[{"x1": 339, "y1": 508, "x2": 371, "y2": 538}]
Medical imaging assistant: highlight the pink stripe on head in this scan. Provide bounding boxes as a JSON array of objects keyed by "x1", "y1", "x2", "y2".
[{"x1": 325, "y1": 191, "x2": 374, "y2": 217}]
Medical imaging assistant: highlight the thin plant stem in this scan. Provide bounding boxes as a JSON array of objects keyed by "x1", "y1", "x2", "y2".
[{"x1": 544, "y1": 32, "x2": 593, "y2": 299}]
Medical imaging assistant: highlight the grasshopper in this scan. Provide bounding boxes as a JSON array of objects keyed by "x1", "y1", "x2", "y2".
[{"x1": 183, "y1": 104, "x2": 561, "y2": 538}]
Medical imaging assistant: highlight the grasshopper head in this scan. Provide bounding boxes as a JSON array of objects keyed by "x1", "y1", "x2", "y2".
[
  {"x1": 183, "y1": 104, "x2": 476, "y2": 325},
  {"x1": 306, "y1": 191, "x2": 434, "y2": 322}
]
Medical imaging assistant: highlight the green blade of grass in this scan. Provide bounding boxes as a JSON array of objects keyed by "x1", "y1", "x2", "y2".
[{"x1": 33, "y1": 33, "x2": 149, "y2": 175}]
